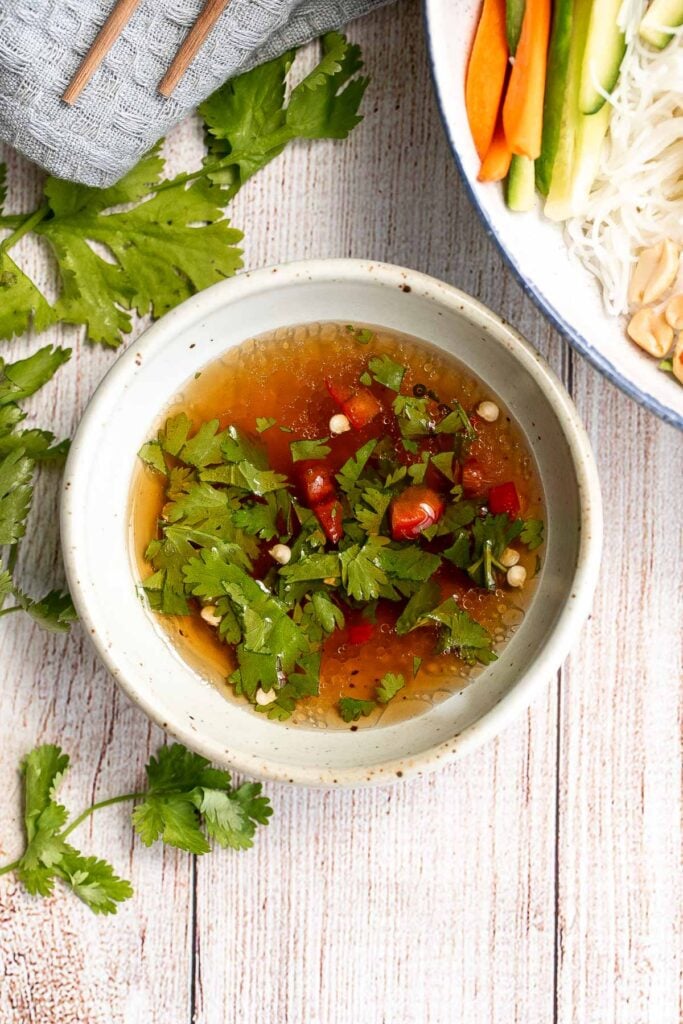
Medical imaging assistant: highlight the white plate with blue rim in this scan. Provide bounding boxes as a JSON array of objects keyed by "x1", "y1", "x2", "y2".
[{"x1": 424, "y1": 0, "x2": 683, "y2": 431}]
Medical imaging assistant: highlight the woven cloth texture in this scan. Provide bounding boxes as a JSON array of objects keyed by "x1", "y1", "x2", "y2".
[{"x1": 0, "y1": 0, "x2": 385, "y2": 187}]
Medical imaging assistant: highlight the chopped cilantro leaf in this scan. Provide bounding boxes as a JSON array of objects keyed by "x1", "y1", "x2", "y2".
[
  {"x1": 520, "y1": 518, "x2": 544, "y2": 550},
  {"x1": 345, "y1": 324, "x2": 374, "y2": 344},
  {"x1": 359, "y1": 371, "x2": 372, "y2": 386},
  {"x1": 443, "y1": 530, "x2": 471, "y2": 569},
  {"x1": 335, "y1": 439, "x2": 377, "y2": 497},
  {"x1": 280, "y1": 552, "x2": 340, "y2": 582},
  {"x1": 659, "y1": 359, "x2": 673, "y2": 372},
  {"x1": 221, "y1": 425, "x2": 268, "y2": 467},
  {"x1": 238, "y1": 460, "x2": 289, "y2": 495},
  {"x1": 376, "y1": 672, "x2": 405, "y2": 703},
  {"x1": 428, "y1": 598, "x2": 497, "y2": 665},
  {"x1": 138, "y1": 440, "x2": 167, "y2": 475},
  {"x1": 256, "y1": 417, "x2": 277, "y2": 432},
  {"x1": 436, "y1": 401, "x2": 476, "y2": 439},
  {"x1": 412, "y1": 656, "x2": 422, "y2": 677},
  {"x1": 290, "y1": 437, "x2": 331, "y2": 462},
  {"x1": 395, "y1": 579, "x2": 440, "y2": 635},
  {"x1": 377, "y1": 545, "x2": 441, "y2": 582},
  {"x1": 392, "y1": 395, "x2": 432, "y2": 438},
  {"x1": 339, "y1": 538, "x2": 389, "y2": 601},
  {"x1": 355, "y1": 487, "x2": 391, "y2": 535},
  {"x1": 430, "y1": 451, "x2": 455, "y2": 481},
  {"x1": 339, "y1": 697, "x2": 376, "y2": 722},
  {"x1": 232, "y1": 495, "x2": 280, "y2": 539},
  {"x1": 180, "y1": 419, "x2": 230, "y2": 467},
  {"x1": 384, "y1": 466, "x2": 407, "y2": 487},
  {"x1": 158, "y1": 413, "x2": 191, "y2": 456},
  {"x1": 368, "y1": 354, "x2": 406, "y2": 392},
  {"x1": 407, "y1": 452, "x2": 430, "y2": 484}
]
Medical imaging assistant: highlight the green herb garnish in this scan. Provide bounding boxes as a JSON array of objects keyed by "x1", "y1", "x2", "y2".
[
  {"x1": 290, "y1": 437, "x2": 332, "y2": 462},
  {"x1": 368, "y1": 354, "x2": 406, "y2": 392},
  {"x1": 0, "y1": 742, "x2": 271, "y2": 914},
  {"x1": 346, "y1": 325, "x2": 374, "y2": 345},
  {"x1": 0, "y1": 348, "x2": 75, "y2": 632},
  {"x1": 339, "y1": 697, "x2": 376, "y2": 722},
  {"x1": 0, "y1": 34, "x2": 369, "y2": 347},
  {"x1": 376, "y1": 672, "x2": 406, "y2": 703}
]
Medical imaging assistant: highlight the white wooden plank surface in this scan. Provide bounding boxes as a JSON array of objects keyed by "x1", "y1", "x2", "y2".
[{"x1": 0, "y1": 3, "x2": 680, "y2": 1023}]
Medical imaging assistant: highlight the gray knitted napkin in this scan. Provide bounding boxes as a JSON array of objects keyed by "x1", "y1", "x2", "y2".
[{"x1": 0, "y1": 0, "x2": 386, "y2": 187}]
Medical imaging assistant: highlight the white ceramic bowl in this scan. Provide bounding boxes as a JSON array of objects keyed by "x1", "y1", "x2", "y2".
[
  {"x1": 424, "y1": 0, "x2": 683, "y2": 431},
  {"x1": 61, "y1": 260, "x2": 602, "y2": 787}
]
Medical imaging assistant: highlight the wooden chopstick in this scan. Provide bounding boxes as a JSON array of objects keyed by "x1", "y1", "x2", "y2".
[
  {"x1": 158, "y1": 0, "x2": 231, "y2": 98},
  {"x1": 63, "y1": 0, "x2": 143, "y2": 106}
]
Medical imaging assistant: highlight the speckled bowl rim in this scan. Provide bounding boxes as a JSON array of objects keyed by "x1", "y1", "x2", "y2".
[{"x1": 61, "y1": 259, "x2": 602, "y2": 787}]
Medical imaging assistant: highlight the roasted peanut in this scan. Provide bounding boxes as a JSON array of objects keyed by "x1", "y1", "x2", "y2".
[
  {"x1": 664, "y1": 293, "x2": 683, "y2": 331},
  {"x1": 628, "y1": 239, "x2": 680, "y2": 306},
  {"x1": 672, "y1": 334, "x2": 683, "y2": 385},
  {"x1": 626, "y1": 308, "x2": 674, "y2": 358}
]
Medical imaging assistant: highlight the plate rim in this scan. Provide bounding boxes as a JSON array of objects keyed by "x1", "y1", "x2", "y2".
[{"x1": 422, "y1": 0, "x2": 683, "y2": 433}]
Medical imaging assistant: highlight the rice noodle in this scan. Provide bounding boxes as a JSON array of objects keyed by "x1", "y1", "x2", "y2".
[{"x1": 565, "y1": 1, "x2": 683, "y2": 316}]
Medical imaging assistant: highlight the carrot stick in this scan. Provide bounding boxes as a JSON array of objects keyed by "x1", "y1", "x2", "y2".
[
  {"x1": 502, "y1": 0, "x2": 551, "y2": 159},
  {"x1": 477, "y1": 119, "x2": 512, "y2": 181},
  {"x1": 465, "y1": 0, "x2": 509, "y2": 160}
]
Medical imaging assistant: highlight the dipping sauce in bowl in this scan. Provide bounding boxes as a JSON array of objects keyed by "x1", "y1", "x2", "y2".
[{"x1": 131, "y1": 321, "x2": 544, "y2": 728}]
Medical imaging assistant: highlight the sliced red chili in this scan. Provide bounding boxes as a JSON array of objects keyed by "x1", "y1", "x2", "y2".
[
  {"x1": 325, "y1": 378, "x2": 381, "y2": 430},
  {"x1": 488, "y1": 481, "x2": 520, "y2": 519},
  {"x1": 314, "y1": 497, "x2": 344, "y2": 544},
  {"x1": 297, "y1": 462, "x2": 336, "y2": 507},
  {"x1": 348, "y1": 621, "x2": 374, "y2": 644},
  {"x1": 343, "y1": 390, "x2": 382, "y2": 430},
  {"x1": 390, "y1": 485, "x2": 445, "y2": 541}
]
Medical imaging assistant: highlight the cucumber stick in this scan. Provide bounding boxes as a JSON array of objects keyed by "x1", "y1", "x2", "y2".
[
  {"x1": 640, "y1": 0, "x2": 683, "y2": 48},
  {"x1": 544, "y1": 105, "x2": 610, "y2": 221},
  {"x1": 536, "y1": 0, "x2": 573, "y2": 195},
  {"x1": 506, "y1": 0, "x2": 526, "y2": 53},
  {"x1": 506, "y1": 155, "x2": 536, "y2": 211},
  {"x1": 544, "y1": 0, "x2": 604, "y2": 221},
  {"x1": 579, "y1": 0, "x2": 626, "y2": 114}
]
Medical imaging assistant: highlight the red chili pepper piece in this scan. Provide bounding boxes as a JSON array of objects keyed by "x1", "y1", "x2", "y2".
[
  {"x1": 325, "y1": 378, "x2": 381, "y2": 430},
  {"x1": 488, "y1": 481, "x2": 520, "y2": 519},
  {"x1": 390, "y1": 485, "x2": 445, "y2": 541},
  {"x1": 297, "y1": 462, "x2": 336, "y2": 507},
  {"x1": 314, "y1": 497, "x2": 344, "y2": 544},
  {"x1": 343, "y1": 390, "x2": 382, "y2": 430},
  {"x1": 348, "y1": 621, "x2": 374, "y2": 644}
]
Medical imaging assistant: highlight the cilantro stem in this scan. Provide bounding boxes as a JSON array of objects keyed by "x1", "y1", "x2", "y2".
[
  {"x1": 61, "y1": 792, "x2": 146, "y2": 838},
  {"x1": 151, "y1": 138, "x2": 289, "y2": 197},
  {"x1": 0, "y1": 605, "x2": 22, "y2": 618},
  {"x1": 0, "y1": 858, "x2": 20, "y2": 877},
  {"x1": 0, "y1": 215, "x2": 26, "y2": 230},
  {"x1": 0, "y1": 204, "x2": 50, "y2": 254}
]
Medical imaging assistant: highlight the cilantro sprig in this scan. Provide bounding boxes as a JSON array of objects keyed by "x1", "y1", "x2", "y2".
[
  {"x1": 0, "y1": 347, "x2": 76, "y2": 632},
  {"x1": 0, "y1": 742, "x2": 272, "y2": 915},
  {"x1": 0, "y1": 33, "x2": 369, "y2": 347}
]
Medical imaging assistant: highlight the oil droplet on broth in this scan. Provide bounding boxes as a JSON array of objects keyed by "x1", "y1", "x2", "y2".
[{"x1": 129, "y1": 321, "x2": 544, "y2": 730}]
